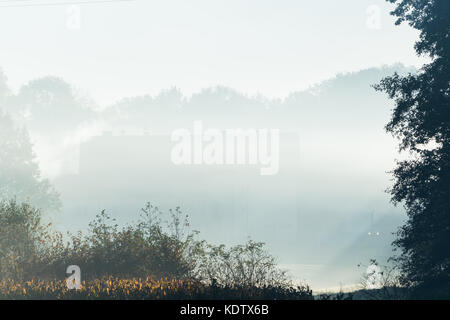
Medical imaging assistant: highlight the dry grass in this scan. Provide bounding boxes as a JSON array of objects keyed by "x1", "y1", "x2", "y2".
[{"x1": 0, "y1": 277, "x2": 313, "y2": 300}]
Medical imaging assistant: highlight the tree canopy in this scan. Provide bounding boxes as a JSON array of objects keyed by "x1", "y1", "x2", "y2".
[
  {"x1": 5, "y1": 76, "x2": 95, "y2": 136},
  {"x1": 376, "y1": 0, "x2": 450, "y2": 298}
]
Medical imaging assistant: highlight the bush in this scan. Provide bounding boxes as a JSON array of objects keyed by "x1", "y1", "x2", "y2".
[
  {"x1": 0, "y1": 200, "x2": 310, "y2": 300},
  {"x1": 0, "y1": 200, "x2": 52, "y2": 281},
  {"x1": 355, "y1": 259, "x2": 409, "y2": 300},
  {"x1": 195, "y1": 240, "x2": 292, "y2": 289},
  {"x1": 41, "y1": 203, "x2": 200, "y2": 280}
]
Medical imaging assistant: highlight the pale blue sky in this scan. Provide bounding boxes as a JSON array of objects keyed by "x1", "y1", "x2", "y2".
[{"x1": 1, "y1": 0, "x2": 426, "y2": 105}]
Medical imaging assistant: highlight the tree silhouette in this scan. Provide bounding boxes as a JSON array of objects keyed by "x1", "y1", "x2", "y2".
[
  {"x1": 6, "y1": 76, "x2": 95, "y2": 136},
  {"x1": 0, "y1": 111, "x2": 60, "y2": 213},
  {"x1": 0, "y1": 69, "x2": 10, "y2": 104},
  {"x1": 375, "y1": 0, "x2": 450, "y2": 298}
]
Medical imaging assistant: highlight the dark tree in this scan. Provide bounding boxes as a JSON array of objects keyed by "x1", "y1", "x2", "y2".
[{"x1": 375, "y1": 0, "x2": 450, "y2": 298}]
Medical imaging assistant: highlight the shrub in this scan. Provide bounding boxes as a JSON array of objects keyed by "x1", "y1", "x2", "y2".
[
  {"x1": 41, "y1": 203, "x2": 200, "y2": 280},
  {"x1": 0, "y1": 200, "x2": 306, "y2": 300},
  {"x1": 0, "y1": 200, "x2": 52, "y2": 281},
  {"x1": 195, "y1": 240, "x2": 292, "y2": 289},
  {"x1": 356, "y1": 259, "x2": 409, "y2": 300}
]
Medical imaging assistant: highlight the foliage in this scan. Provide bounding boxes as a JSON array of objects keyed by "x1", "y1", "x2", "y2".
[
  {"x1": 40, "y1": 203, "x2": 200, "y2": 280},
  {"x1": 0, "y1": 200, "x2": 53, "y2": 281},
  {"x1": 0, "y1": 112, "x2": 60, "y2": 212},
  {"x1": 375, "y1": 0, "x2": 450, "y2": 298},
  {"x1": 195, "y1": 240, "x2": 292, "y2": 289},
  {"x1": 5, "y1": 76, "x2": 95, "y2": 135},
  {"x1": 0, "y1": 201, "x2": 307, "y2": 299},
  {"x1": 357, "y1": 259, "x2": 409, "y2": 300},
  {"x1": 316, "y1": 291, "x2": 353, "y2": 300},
  {"x1": 0, "y1": 276, "x2": 312, "y2": 300}
]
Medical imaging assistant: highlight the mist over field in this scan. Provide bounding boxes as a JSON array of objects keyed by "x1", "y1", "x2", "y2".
[
  {"x1": 1, "y1": 64, "x2": 413, "y2": 290},
  {"x1": 0, "y1": 0, "x2": 433, "y2": 294}
]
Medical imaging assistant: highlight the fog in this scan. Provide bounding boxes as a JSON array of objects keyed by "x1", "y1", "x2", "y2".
[{"x1": 0, "y1": 64, "x2": 413, "y2": 290}]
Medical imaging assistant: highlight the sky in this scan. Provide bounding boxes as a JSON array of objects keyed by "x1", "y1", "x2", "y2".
[{"x1": 0, "y1": 0, "x2": 427, "y2": 105}]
